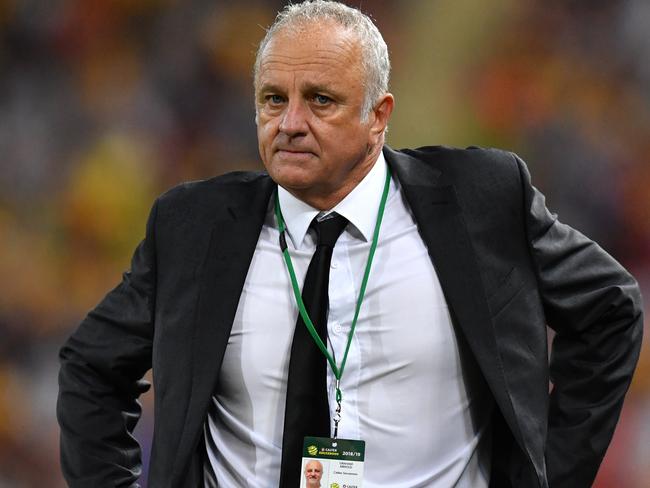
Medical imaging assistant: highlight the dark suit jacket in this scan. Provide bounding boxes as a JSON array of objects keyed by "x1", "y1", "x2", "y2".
[{"x1": 58, "y1": 146, "x2": 643, "y2": 488}]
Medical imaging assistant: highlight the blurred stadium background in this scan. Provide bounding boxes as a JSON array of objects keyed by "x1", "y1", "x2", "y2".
[{"x1": 0, "y1": 0, "x2": 648, "y2": 486}]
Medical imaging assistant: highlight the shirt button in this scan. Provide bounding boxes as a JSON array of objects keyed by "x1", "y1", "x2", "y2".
[
  {"x1": 333, "y1": 323, "x2": 343, "y2": 334},
  {"x1": 331, "y1": 260, "x2": 338, "y2": 269}
]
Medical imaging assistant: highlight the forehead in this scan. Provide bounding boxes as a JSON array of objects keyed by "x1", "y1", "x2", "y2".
[{"x1": 257, "y1": 23, "x2": 363, "y2": 88}]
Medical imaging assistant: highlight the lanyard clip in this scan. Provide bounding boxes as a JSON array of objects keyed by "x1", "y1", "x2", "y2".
[{"x1": 333, "y1": 379, "x2": 342, "y2": 439}]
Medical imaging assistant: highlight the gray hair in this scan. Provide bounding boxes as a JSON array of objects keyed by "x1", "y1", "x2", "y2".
[{"x1": 254, "y1": 0, "x2": 391, "y2": 120}]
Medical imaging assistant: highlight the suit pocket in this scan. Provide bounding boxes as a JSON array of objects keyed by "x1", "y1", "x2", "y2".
[{"x1": 486, "y1": 267, "x2": 525, "y2": 317}]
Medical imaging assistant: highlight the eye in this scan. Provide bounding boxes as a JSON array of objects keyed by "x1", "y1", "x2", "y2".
[
  {"x1": 314, "y1": 94, "x2": 331, "y2": 105},
  {"x1": 266, "y1": 94, "x2": 284, "y2": 105}
]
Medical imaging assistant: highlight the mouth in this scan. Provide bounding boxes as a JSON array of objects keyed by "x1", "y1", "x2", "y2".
[
  {"x1": 276, "y1": 147, "x2": 313, "y2": 154},
  {"x1": 275, "y1": 148, "x2": 315, "y2": 161}
]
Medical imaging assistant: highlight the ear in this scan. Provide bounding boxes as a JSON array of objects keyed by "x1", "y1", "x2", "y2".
[{"x1": 369, "y1": 93, "x2": 395, "y2": 141}]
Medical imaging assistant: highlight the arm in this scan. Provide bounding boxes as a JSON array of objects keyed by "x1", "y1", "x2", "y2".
[
  {"x1": 57, "y1": 200, "x2": 158, "y2": 487},
  {"x1": 516, "y1": 155, "x2": 644, "y2": 488}
]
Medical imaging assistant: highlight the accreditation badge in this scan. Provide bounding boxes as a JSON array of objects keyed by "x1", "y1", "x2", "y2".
[{"x1": 300, "y1": 436, "x2": 365, "y2": 488}]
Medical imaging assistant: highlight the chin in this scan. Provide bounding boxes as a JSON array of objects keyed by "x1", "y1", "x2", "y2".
[{"x1": 271, "y1": 167, "x2": 317, "y2": 190}]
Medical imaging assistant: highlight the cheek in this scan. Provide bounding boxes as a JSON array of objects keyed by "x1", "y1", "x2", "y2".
[
  {"x1": 257, "y1": 122, "x2": 276, "y2": 148},
  {"x1": 258, "y1": 111, "x2": 278, "y2": 131},
  {"x1": 329, "y1": 128, "x2": 369, "y2": 158}
]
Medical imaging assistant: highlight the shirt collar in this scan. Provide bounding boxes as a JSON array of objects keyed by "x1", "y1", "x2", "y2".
[{"x1": 278, "y1": 150, "x2": 388, "y2": 249}]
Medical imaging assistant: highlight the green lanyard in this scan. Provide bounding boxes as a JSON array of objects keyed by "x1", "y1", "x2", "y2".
[{"x1": 274, "y1": 165, "x2": 391, "y2": 436}]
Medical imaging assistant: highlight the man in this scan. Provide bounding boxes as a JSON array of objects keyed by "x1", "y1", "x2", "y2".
[
  {"x1": 303, "y1": 460, "x2": 323, "y2": 488},
  {"x1": 57, "y1": 1, "x2": 643, "y2": 487}
]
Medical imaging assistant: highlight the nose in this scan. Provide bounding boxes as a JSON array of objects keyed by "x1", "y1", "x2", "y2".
[{"x1": 278, "y1": 99, "x2": 308, "y2": 137}]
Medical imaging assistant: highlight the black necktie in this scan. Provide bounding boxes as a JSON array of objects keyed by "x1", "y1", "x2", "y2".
[{"x1": 279, "y1": 213, "x2": 349, "y2": 487}]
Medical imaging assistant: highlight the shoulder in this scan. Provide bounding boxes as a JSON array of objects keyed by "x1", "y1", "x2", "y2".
[
  {"x1": 154, "y1": 170, "x2": 273, "y2": 221},
  {"x1": 387, "y1": 145, "x2": 534, "y2": 226},
  {"x1": 397, "y1": 145, "x2": 521, "y2": 175},
  {"x1": 388, "y1": 144, "x2": 527, "y2": 192},
  {"x1": 158, "y1": 170, "x2": 271, "y2": 204}
]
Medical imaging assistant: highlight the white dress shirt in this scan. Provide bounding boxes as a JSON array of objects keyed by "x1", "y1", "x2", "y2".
[{"x1": 205, "y1": 151, "x2": 493, "y2": 487}]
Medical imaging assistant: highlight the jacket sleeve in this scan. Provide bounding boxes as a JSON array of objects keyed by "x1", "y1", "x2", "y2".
[
  {"x1": 57, "y1": 199, "x2": 159, "y2": 488},
  {"x1": 515, "y1": 154, "x2": 644, "y2": 488}
]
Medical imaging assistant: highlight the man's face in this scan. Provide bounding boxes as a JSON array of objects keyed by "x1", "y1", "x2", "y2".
[
  {"x1": 255, "y1": 22, "x2": 392, "y2": 209},
  {"x1": 304, "y1": 460, "x2": 323, "y2": 486}
]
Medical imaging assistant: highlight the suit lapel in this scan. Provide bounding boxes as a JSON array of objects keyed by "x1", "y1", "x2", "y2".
[
  {"x1": 172, "y1": 175, "x2": 275, "y2": 482},
  {"x1": 385, "y1": 146, "x2": 525, "y2": 453}
]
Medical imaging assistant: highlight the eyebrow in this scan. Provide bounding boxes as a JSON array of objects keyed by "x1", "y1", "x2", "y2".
[
  {"x1": 257, "y1": 83, "x2": 285, "y2": 95},
  {"x1": 258, "y1": 81, "x2": 343, "y2": 99}
]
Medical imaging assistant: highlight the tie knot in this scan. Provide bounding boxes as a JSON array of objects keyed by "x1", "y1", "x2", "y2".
[{"x1": 313, "y1": 213, "x2": 348, "y2": 248}]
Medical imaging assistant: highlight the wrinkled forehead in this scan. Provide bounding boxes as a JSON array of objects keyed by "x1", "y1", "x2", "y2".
[{"x1": 256, "y1": 22, "x2": 363, "y2": 83}]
